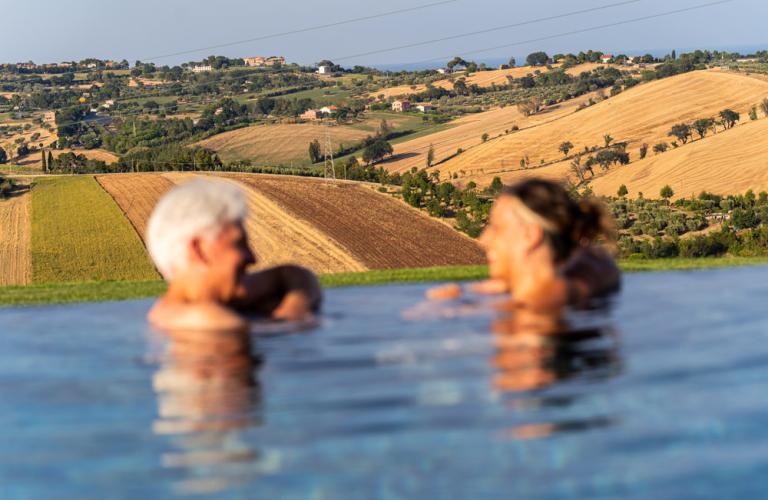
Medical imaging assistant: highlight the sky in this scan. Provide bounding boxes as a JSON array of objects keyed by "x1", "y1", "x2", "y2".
[{"x1": 1, "y1": 0, "x2": 765, "y2": 68}]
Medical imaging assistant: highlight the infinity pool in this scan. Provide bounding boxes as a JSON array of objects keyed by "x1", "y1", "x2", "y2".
[{"x1": 3, "y1": 267, "x2": 768, "y2": 499}]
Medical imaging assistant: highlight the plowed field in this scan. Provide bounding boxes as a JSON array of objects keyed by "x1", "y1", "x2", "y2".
[
  {"x1": 0, "y1": 189, "x2": 31, "y2": 285},
  {"x1": 97, "y1": 174, "x2": 174, "y2": 241},
  {"x1": 231, "y1": 175, "x2": 485, "y2": 269},
  {"x1": 163, "y1": 172, "x2": 366, "y2": 273}
]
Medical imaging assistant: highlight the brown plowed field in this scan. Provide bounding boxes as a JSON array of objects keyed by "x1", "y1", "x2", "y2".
[
  {"x1": 96, "y1": 174, "x2": 174, "y2": 241},
  {"x1": 163, "y1": 172, "x2": 366, "y2": 273},
  {"x1": 231, "y1": 174, "x2": 485, "y2": 269},
  {"x1": 0, "y1": 189, "x2": 31, "y2": 285}
]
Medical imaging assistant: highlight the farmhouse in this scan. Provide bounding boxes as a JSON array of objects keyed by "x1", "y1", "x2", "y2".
[
  {"x1": 600, "y1": 54, "x2": 614, "y2": 64},
  {"x1": 301, "y1": 109, "x2": 322, "y2": 120},
  {"x1": 244, "y1": 56, "x2": 285, "y2": 67},
  {"x1": 192, "y1": 65, "x2": 213, "y2": 73},
  {"x1": 392, "y1": 100, "x2": 411, "y2": 112},
  {"x1": 320, "y1": 105, "x2": 338, "y2": 115},
  {"x1": 317, "y1": 65, "x2": 329, "y2": 74},
  {"x1": 416, "y1": 103, "x2": 433, "y2": 113},
  {"x1": 436, "y1": 68, "x2": 448, "y2": 74}
]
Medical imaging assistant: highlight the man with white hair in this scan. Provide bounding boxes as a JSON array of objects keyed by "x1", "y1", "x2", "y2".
[{"x1": 146, "y1": 179, "x2": 322, "y2": 330}]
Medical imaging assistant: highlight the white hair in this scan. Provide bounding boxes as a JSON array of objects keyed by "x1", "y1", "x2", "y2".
[{"x1": 147, "y1": 178, "x2": 248, "y2": 280}]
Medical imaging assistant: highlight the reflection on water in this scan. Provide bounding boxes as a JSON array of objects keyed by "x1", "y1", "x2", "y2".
[
  {"x1": 151, "y1": 328, "x2": 266, "y2": 495},
  {"x1": 491, "y1": 308, "x2": 623, "y2": 440}
]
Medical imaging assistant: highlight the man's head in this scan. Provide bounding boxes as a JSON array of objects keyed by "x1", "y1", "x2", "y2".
[{"x1": 147, "y1": 179, "x2": 255, "y2": 300}]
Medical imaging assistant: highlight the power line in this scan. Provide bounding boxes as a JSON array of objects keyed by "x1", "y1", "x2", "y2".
[
  {"x1": 334, "y1": 0, "x2": 644, "y2": 61},
  {"x1": 144, "y1": 0, "x2": 459, "y2": 62},
  {"x1": 407, "y1": 0, "x2": 734, "y2": 65}
]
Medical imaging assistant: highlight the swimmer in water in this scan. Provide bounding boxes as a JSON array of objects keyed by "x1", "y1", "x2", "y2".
[
  {"x1": 429, "y1": 178, "x2": 620, "y2": 310},
  {"x1": 146, "y1": 179, "x2": 322, "y2": 331}
]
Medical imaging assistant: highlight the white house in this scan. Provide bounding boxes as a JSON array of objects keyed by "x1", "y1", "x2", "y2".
[
  {"x1": 192, "y1": 65, "x2": 213, "y2": 73},
  {"x1": 317, "y1": 65, "x2": 329, "y2": 74},
  {"x1": 319, "y1": 105, "x2": 338, "y2": 115},
  {"x1": 416, "y1": 103, "x2": 433, "y2": 113},
  {"x1": 600, "y1": 54, "x2": 614, "y2": 64},
  {"x1": 436, "y1": 68, "x2": 448, "y2": 74}
]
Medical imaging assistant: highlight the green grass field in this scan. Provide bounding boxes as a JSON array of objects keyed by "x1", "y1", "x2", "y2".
[
  {"x1": 2, "y1": 258, "x2": 768, "y2": 306},
  {"x1": 30, "y1": 176, "x2": 159, "y2": 283}
]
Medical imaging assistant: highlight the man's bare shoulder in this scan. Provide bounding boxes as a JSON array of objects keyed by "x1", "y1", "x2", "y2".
[{"x1": 148, "y1": 298, "x2": 248, "y2": 332}]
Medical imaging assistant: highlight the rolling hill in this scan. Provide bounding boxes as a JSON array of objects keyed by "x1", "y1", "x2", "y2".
[{"x1": 424, "y1": 70, "x2": 768, "y2": 187}]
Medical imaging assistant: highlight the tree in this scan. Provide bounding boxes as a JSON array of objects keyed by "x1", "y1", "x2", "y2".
[
  {"x1": 603, "y1": 133, "x2": 614, "y2": 148},
  {"x1": 446, "y1": 56, "x2": 467, "y2": 70},
  {"x1": 47, "y1": 151, "x2": 54, "y2": 170},
  {"x1": 668, "y1": 123, "x2": 692, "y2": 144},
  {"x1": 761, "y1": 98, "x2": 768, "y2": 118},
  {"x1": 41, "y1": 149, "x2": 47, "y2": 174},
  {"x1": 489, "y1": 176, "x2": 503, "y2": 194},
  {"x1": 639, "y1": 143, "x2": 649, "y2": 159},
  {"x1": 517, "y1": 96, "x2": 542, "y2": 116},
  {"x1": 526, "y1": 51, "x2": 549, "y2": 66},
  {"x1": 426, "y1": 144, "x2": 435, "y2": 168},
  {"x1": 481, "y1": 133, "x2": 489, "y2": 142},
  {"x1": 570, "y1": 156, "x2": 585, "y2": 182},
  {"x1": 618, "y1": 184, "x2": 628, "y2": 197},
  {"x1": 508, "y1": 56, "x2": 516, "y2": 67},
  {"x1": 0, "y1": 148, "x2": 7, "y2": 165},
  {"x1": 453, "y1": 79, "x2": 468, "y2": 95},
  {"x1": 558, "y1": 141, "x2": 574, "y2": 157},
  {"x1": 693, "y1": 118, "x2": 714, "y2": 139},
  {"x1": 653, "y1": 142, "x2": 668, "y2": 154},
  {"x1": 660, "y1": 184, "x2": 674, "y2": 201},
  {"x1": 378, "y1": 119, "x2": 391, "y2": 137},
  {"x1": 749, "y1": 106, "x2": 758, "y2": 121},
  {"x1": 719, "y1": 109, "x2": 740, "y2": 129},
  {"x1": 362, "y1": 137, "x2": 393, "y2": 165},
  {"x1": 308, "y1": 139, "x2": 322, "y2": 163}
]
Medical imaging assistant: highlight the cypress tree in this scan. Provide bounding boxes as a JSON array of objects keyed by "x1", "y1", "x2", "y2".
[
  {"x1": 41, "y1": 149, "x2": 47, "y2": 174},
  {"x1": 47, "y1": 151, "x2": 54, "y2": 172}
]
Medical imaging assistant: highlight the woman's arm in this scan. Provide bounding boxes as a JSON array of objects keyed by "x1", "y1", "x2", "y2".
[{"x1": 235, "y1": 265, "x2": 322, "y2": 320}]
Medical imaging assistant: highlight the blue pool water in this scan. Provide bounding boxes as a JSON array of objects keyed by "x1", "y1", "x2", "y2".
[{"x1": 3, "y1": 267, "x2": 768, "y2": 499}]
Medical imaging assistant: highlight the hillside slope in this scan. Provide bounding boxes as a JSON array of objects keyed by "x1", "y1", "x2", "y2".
[
  {"x1": 429, "y1": 70, "x2": 768, "y2": 186},
  {"x1": 589, "y1": 117, "x2": 768, "y2": 199}
]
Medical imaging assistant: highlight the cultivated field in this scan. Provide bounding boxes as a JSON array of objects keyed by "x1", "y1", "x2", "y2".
[
  {"x1": 371, "y1": 63, "x2": 605, "y2": 99},
  {"x1": 589, "y1": 117, "x2": 768, "y2": 199},
  {"x1": 0, "y1": 111, "x2": 58, "y2": 167},
  {"x1": 382, "y1": 90, "x2": 602, "y2": 175},
  {"x1": 97, "y1": 174, "x2": 174, "y2": 240},
  {"x1": 232, "y1": 174, "x2": 486, "y2": 269},
  {"x1": 164, "y1": 172, "x2": 366, "y2": 273},
  {"x1": 430, "y1": 70, "x2": 768, "y2": 186},
  {"x1": 0, "y1": 188, "x2": 31, "y2": 285},
  {"x1": 30, "y1": 176, "x2": 158, "y2": 283},
  {"x1": 195, "y1": 122, "x2": 373, "y2": 164}
]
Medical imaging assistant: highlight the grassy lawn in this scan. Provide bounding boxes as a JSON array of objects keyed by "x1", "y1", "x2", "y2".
[
  {"x1": 30, "y1": 176, "x2": 159, "y2": 283},
  {"x1": 3, "y1": 258, "x2": 768, "y2": 306}
]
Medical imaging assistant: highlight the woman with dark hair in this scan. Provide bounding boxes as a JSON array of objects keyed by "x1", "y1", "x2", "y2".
[{"x1": 429, "y1": 178, "x2": 620, "y2": 309}]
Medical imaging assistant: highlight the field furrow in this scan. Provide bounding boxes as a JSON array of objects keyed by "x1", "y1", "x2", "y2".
[
  {"x1": 230, "y1": 174, "x2": 486, "y2": 269},
  {"x1": 163, "y1": 172, "x2": 367, "y2": 273},
  {"x1": 97, "y1": 174, "x2": 174, "y2": 241},
  {"x1": 0, "y1": 189, "x2": 31, "y2": 285}
]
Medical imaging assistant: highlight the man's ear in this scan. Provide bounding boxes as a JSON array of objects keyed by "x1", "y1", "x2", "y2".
[
  {"x1": 523, "y1": 224, "x2": 546, "y2": 253},
  {"x1": 188, "y1": 237, "x2": 209, "y2": 266}
]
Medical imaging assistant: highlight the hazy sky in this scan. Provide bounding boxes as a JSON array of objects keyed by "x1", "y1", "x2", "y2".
[{"x1": 1, "y1": 0, "x2": 765, "y2": 67}]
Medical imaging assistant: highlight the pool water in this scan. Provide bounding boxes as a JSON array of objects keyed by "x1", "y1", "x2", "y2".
[{"x1": 3, "y1": 267, "x2": 768, "y2": 498}]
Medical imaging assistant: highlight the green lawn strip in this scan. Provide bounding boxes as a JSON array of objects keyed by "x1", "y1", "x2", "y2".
[
  {"x1": 4, "y1": 258, "x2": 768, "y2": 306},
  {"x1": 30, "y1": 176, "x2": 159, "y2": 283}
]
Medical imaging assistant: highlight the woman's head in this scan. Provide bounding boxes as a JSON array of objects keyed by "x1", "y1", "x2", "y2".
[{"x1": 478, "y1": 178, "x2": 614, "y2": 280}]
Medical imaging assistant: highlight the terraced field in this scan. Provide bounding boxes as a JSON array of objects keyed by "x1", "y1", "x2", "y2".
[
  {"x1": 97, "y1": 174, "x2": 174, "y2": 241},
  {"x1": 231, "y1": 174, "x2": 485, "y2": 269},
  {"x1": 0, "y1": 189, "x2": 31, "y2": 285},
  {"x1": 430, "y1": 70, "x2": 768, "y2": 186},
  {"x1": 30, "y1": 176, "x2": 158, "y2": 283}
]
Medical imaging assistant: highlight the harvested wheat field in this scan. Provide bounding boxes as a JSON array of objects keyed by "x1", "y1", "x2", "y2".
[
  {"x1": 382, "y1": 90, "x2": 603, "y2": 174},
  {"x1": 371, "y1": 63, "x2": 606, "y2": 99},
  {"x1": 15, "y1": 148, "x2": 119, "y2": 171},
  {"x1": 231, "y1": 174, "x2": 485, "y2": 269},
  {"x1": 0, "y1": 189, "x2": 31, "y2": 285},
  {"x1": 97, "y1": 174, "x2": 174, "y2": 241},
  {"x1": 195, "y1": 122, "x2": 373, "y2": 164},
  {"x1": 589, "y1": 117, "x2": 768, "y2": 199},
  {"x1": 163, "y1": 172, "x2": 366, "y2": 273},
  {"x1": 428, "y1": 70, "x2": 768, "y2": 186}
]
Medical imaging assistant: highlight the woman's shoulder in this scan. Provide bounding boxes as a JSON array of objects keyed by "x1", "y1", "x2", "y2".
[{"x1": 148, "y1": 298, "x2": 248, "y2": 332}]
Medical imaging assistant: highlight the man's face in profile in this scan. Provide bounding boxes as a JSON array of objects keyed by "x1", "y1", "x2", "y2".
[{"x1": 196, "y1": 222, "x2": 256, "y2": 301}]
